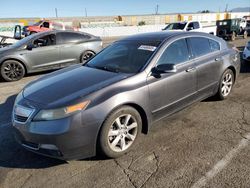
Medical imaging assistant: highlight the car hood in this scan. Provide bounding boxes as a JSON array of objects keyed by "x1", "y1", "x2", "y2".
[
  {"x1": 0, "y1": 45, "x2": 15, "y2": 54},
  {"x1": 23, "y1": 65, "x2": 130, "y2": 107}
]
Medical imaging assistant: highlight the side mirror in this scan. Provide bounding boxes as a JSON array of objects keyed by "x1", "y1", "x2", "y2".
[
  {"x1": 152, "y1": 64, "x2": 177, "y2": 75},
  {"x1": 14, "y1": 25, "x2": 22, "y2": 40},
  {"x1": 26, "y1": 43, "x2": 34, "y2": 50},
  {"x1": 187, "y1": 27, "x2": 194, "y2": 31}
]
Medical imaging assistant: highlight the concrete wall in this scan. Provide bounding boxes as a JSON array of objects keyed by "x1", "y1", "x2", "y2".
[{"x1": 80, "y1": 25, "x2": 165, "y2": 37}]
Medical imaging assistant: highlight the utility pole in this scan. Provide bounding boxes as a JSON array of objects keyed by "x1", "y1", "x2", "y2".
[
  {"x1": 55, "y1": 8, "x2": 58, "y2": 18},
  {"x1": 225, "y1": 4, "x2": 228, "y2": 12},
  {"x1": 85, "y1": 8, "x2": 88, "y2": 17},
  {"x1": 155, "y1": 4, "x2": 159, "y2": 15}
]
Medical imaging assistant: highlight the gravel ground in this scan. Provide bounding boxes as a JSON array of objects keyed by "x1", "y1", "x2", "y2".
[{"x1": 0, "y1": 37, "x2": 250, "y2": 188}]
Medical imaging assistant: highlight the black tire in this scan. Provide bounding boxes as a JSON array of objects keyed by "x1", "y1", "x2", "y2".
[
  {"x1": 81, "y1": 51, "x2": 95, "y2": 63},
  {"x1": 0, "y1": 60, "x2": 25, "y2": 82},
  {"x1": 231, "y1": 32, "x2": 236, "y2": 41},
  {"x1": 215, "y1": 69, "x2": 234, "y2": 100},
  {"x1": 98, "y1": 106, "x2": 142, "y2": 158}
]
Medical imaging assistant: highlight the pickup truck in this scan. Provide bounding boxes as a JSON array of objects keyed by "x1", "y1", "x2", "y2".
[
  {"x1": 162, "y1": 21, "x2": 216, "y2": 35},
  {"x1": 22, "y1": 20, "x2": 75, "y2": 36}
]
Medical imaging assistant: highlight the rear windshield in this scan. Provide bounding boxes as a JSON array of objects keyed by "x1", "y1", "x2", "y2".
[{"x1": 86, "y1": 41, "x2": 161, "y2": 73}]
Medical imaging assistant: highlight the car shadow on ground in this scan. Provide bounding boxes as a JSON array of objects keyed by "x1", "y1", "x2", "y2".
[{"x1": 0, "y1": 95, "x2": 66, "y2": 169}]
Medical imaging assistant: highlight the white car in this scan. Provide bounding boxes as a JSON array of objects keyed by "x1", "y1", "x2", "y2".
[{"x1": 243, "y1": 41, "x2": 250, "y2": 61}]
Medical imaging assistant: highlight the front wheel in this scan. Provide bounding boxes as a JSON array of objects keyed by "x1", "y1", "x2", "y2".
[
  {"x1": 98, "y1": 106, "x2": 142, "y2": 158},
  {"x1": 215, "y1": 69, "x2": 234, "y2": 100},
  {"x1": 0, "y1": 60, "x2": 25, "y2": 82},
  {"x1": 231, "y1": 32, "x2": 236, "y2": 41}
]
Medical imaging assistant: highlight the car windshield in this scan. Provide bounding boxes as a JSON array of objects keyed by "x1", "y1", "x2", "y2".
[
  {"x1": 33, "y1": 21, "x2": 43, "y2": 26},
  {"x1": 85, "y1": 41, "x2": 161, "y2": 73},
  {"x1": 164, "y1": 23, "x2": 186, "y2": 30},
  {"x1": 10, "y1": 34, "x2": 35, "y2": 48}
]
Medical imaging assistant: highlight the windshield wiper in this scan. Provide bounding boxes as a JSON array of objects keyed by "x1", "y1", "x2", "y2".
[{"x1": 86, "y1": 64, "x2": 120, "y2": 73}]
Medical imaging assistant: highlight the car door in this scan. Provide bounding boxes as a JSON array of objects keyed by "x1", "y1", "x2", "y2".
[
  {"x1": 187, "y1": 22, "x2": 201, "y2": 31},
  {"x1": 147, "y1": 38, "x2": 197, "y2": 121},
  {"x1": 20, "y1": 33, "x2": 60, "y2": 71},
  {"x1": 57, "y1": 32, "x2": 88, "y2": 65},
  {"x1": 188, "y1": 37, "x2": 222, "y2": 98}
]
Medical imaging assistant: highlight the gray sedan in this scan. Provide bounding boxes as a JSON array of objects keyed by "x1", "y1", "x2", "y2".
[
  {"x1": 12, "y1": 31, "x2": 240, "y2": 160},
  {"x1": 0, "y1": 30, "x2": 102, "y2": 81}
]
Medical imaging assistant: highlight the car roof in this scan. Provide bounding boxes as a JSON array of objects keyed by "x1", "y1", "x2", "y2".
[
  {"x1": 29, "y1": 30, "x2": 98, "y2": 38},
  {"x1": 119, "y1": 31, "x2": 185, "y2": 42},
  {"x1": 119, "y1": 31, "x2": 220, "y2": 43}
]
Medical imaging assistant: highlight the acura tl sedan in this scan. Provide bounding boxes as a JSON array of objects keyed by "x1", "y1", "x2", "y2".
[
  {"x1": 12, "y1": 31, "x2": 240, "y2": 160},
  {"x1": 0, "y1": 30, "x2": 102, "y2": 81}
]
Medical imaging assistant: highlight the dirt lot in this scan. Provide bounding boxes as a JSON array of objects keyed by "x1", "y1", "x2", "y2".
[{"x1": 0, "y1": 37, "x2": 250, "y2": 188}]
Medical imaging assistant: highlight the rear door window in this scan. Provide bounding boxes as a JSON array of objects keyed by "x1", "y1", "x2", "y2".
[
  {"x1": 57, "y1": 32, "x2": 90, "y2": 44},
  {"x1": 209, "y1": 39, "x2": 220, "y2": 52},
  {"x1": 189, "y1": 37, "x2": 211, "y2": 57},
  {"x1": 157, "y1": 39, "x2": 190, "y2": 65}
]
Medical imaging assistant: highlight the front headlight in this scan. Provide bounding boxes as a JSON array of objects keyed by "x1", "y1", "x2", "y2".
[{"x1": 33, "y1": 100, "x2": 90, "y2": 121}]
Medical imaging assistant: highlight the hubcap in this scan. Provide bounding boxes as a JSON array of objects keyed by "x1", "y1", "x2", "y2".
[
  {"x1": 2, "y1": 62, "x2": 23, "y2": 80},
  {"x1": 108, "y1": 114, "x2": 138, "y2": 152},
  {"x1": 82, "y1": 52, "x2": 95, "y2": 63},
  {"x1": 221, "y1": 73, "x2": 233, "y2": 97}
]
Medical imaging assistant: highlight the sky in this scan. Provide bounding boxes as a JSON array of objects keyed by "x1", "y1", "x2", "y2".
[{"x1": 0, "y1": 0, "x2": 249, "y2": 18}]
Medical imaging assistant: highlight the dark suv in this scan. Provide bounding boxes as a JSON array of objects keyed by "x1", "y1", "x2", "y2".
[{"x1": 216, "y1": 18, "x2": 248, "y2": 41}]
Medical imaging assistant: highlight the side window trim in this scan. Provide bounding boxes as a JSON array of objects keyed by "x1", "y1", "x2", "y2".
[{"x1": 186, "y1": 36, "x2": 222, "y2": 60}]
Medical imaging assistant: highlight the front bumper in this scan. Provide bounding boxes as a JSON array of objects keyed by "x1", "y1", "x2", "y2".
[
  {"x1": 12, "y1": 96, "x2": 103, "y2": 160},
  {"x1": 243, "y1": 51, "x2": 250, "y2": 61}
]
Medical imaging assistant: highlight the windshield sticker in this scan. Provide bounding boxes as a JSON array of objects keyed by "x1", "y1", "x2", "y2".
[{"x1": 138, "y1": 45, "x2": 157, "y2": 52}]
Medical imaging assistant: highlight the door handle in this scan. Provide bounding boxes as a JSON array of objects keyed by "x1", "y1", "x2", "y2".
[
  {"x1": 186, "y1": 67, "x2": 196, "y2": 72},
  {"x1": 215, "y1": 57, "x2": 222, "y2": 61}
]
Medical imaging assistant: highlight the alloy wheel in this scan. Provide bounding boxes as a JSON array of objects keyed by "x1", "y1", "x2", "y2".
[
  {"x1": 221, "y1": 72, "x2": 233, "y2": 97},
  {"x1": 81, "y1": 51, "x2": 95, "y2": 63},
  {"x1": 1, "y1": 61, "x2": 24, "y2": 81},
  {"x1": 108, "y1": 114, "x2": 138, "y2": 152}
]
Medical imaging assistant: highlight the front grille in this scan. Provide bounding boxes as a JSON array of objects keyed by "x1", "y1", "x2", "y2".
[
  {"x1": 13, "y1": 105, "x2": 34, "y2": 123},
  {"x1": 218, "y1": 30, "x2": 226, "y2": 36},
  {"x1": 14, "y1": 114, "x2": 28, "y2": 123}
]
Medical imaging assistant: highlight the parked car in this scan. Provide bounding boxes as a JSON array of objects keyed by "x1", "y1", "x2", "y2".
[
  {"x1": 162, "y1": 21, "x2": 217, "y2": 35},
  {"x1": 12, "y1": 31, "x2": 240, "y2": 160},
  {"x1": 246, "y1": 20, "x2": 250, "y2": 36},
  {"x1": 216, "y1": 18, "x2": 248, "y2": 41},
  {"x1": 0, "y1": 30, "x2": 102, "y2": 81},
  {"x1": 243, "y1": 41, "x2": 250, "y2": 61},
  {"x1": 22, "y1": 20, "x2": 76, "y2": 37}
]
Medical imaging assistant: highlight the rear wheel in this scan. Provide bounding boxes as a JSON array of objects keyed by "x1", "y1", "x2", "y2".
[
  {"x1": 98, "y1": 106, "x2": 142, "y2": 158},
  {"x1": 215, "y1": 69, "x2": 234, "y2": 100},
  {"x1": 243, "y1": 31, "x2": 248, "y2": 39},
  {"x1": 81, "y1": 51, "x2": 95, "y2": 63},
  {"x1": 0, "y1": 60, "x2": 25, "y2": 82},
  {"x1": 231, "y1": 32, "x2": 236, "y2": 41}
]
